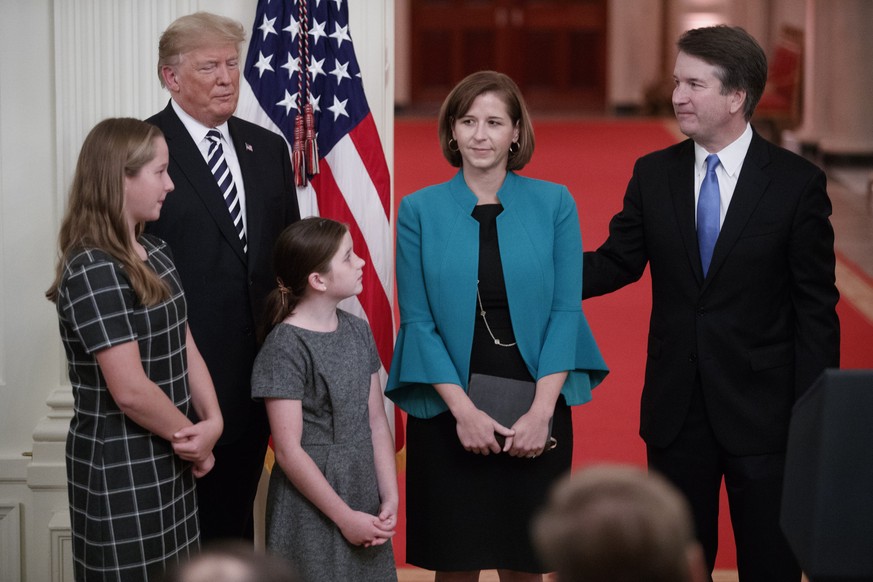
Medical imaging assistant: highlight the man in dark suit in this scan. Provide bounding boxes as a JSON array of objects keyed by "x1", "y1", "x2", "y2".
[
  {"x1": 146, "y1": 12, "x2": 300, "y2": 542},
  {"x1": 583, "y1": 26, "x2": 839, "y2": 582}
]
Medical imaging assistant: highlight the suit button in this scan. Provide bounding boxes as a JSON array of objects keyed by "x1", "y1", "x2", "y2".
[
  {"x1": 696, "y1": 309, "x2": 705, "y2": 317},
  {"x1": 688, "y1": 353, "x2": 697, "y2": 363}
]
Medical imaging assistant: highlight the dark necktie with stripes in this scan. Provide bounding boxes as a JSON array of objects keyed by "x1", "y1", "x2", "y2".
[{"x1": 205, "y1": 129, "x2": 247, "y2": 252}]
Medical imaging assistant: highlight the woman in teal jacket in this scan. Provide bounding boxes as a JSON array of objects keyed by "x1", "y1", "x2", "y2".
[{"x1": 387, "y1": 71, "x2": 608, "y2": 581}]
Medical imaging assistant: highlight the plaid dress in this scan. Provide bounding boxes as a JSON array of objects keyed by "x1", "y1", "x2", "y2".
[{"x1": 56, "y1": 235, "x2": 199, "y2": 581}]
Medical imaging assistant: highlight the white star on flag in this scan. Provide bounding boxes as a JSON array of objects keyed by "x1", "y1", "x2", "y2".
[
  {"x1": 309, "y1": 93, "x2": 322, "y2": 113},
  {"x1": 258, "y1": 14, "x2": 277, "y2": 40},
  {"x1": 309, "y1": 18, "x2": 326, "y2": 45},
  {"x1": 282, "y1": 18, "x2": 300, "y2": 40},
  {"x1": 329, "y1": 22, "x2": 351, "y2": 48},
  {"x1": 276, "y1": 89, "x2": 299, "y2": 114},
  {"x1": 309, "y1": 56, "x2": 326, "y2": 80},
  {"x1": 329, "y1": 60, "x2": 351, "y2": 84},
  {"x1": 253, "y1": 51, "x2": 275, "y2": 77},
  {"x1": 326, "y1": 95, "x2": 348, "y2": 120},
  {"x1": 281, "y1": 52, "x2": 299, "y2": 78}
]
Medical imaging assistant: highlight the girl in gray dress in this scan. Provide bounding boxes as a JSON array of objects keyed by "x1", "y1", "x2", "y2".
[{"x1": 252, "y1": 217, "x2": 397, "y2": 582}]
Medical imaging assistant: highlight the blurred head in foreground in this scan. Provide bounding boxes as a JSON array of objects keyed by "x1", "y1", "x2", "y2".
[{"x1": 533, "y1": 464, "x2": 707, "y2": 582}]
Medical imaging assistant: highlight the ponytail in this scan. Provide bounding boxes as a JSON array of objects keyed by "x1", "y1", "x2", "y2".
[
  {"x1": 258, "y1": 277, "x2": 302, "y2": 344},
  {"x1": 257, "y1": 217, "x2": 348, "y2": 344}
]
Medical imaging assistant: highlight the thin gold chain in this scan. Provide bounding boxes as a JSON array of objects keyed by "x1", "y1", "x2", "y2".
[{"x1": 476, "y1": 280, "x2": 516, "y2": 347}]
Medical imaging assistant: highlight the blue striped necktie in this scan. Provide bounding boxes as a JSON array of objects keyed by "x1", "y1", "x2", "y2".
[
  {"x1": 206, "y1": 129, "x2": 247, "y2": 252},
  {"x1": 697, "y1": 154, "x2": 721, "y2": 276}
]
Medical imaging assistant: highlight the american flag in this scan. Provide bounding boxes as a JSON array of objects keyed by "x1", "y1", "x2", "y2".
[{"x1": 238, "y1": 0, "x2": 400, "y2": 449}]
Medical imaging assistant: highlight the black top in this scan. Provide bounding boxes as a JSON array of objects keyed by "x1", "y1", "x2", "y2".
[{"x1": 470, "y1": 204, "x2": 532, "y2": 381}]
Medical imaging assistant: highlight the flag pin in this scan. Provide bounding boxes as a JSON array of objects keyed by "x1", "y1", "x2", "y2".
[{"x1": 245, "y1": 143, "x2": 253, "y2": 152}]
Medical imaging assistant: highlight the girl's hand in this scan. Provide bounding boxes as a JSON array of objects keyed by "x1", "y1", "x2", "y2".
[
  {"x1": 377, "y1": 501, "x2": 398, "y2": 531},
  {"x1": 192, "y1": 453, "x2": 215, "y2": 478},
  {"x1": 171, "y1": 418, "x2": 222, "y2": 463},
  {"x1": 453, "y1": 406, "x2": 514, "y2": 455},
  {"x1": 338, "y1": 510, "x2": 396, "y2": 547},
  {"x1": 505, "y1": 409, "x2": 552, "y2": 458}
]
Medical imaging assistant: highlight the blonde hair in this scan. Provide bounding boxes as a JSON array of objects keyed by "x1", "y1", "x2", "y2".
[
  {"x1": 46, "y1": 118, "x2": 170, "y2": 305},
  {"x1": 157, "y1": 12, "x2": 246, "y2": 87}
]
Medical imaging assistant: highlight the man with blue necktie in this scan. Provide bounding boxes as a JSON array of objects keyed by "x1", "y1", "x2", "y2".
[{"x1": 582, "y1": 25, "x2": 839, "y2": 582}]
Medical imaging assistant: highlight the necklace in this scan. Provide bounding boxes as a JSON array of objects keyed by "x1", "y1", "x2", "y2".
[{"x1": 476, "y1": 280, "x2": 516, "y2": 347}]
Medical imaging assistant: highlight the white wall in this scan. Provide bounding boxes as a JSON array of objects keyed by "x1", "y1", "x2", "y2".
[
  {"x1": 0, "y1": 1, "x2": 392, "y2": 580},
  {"x1": 0, "y1": 0, "x2": 62, "y2": 466}
]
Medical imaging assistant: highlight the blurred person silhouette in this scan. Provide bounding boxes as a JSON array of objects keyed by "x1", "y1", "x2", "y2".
[{"x1": 161, "y1": 542, "x2": 299, "y2": 582}]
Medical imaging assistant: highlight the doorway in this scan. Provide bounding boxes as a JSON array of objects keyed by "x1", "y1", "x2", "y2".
[{"x1": 409, "y1": 0, "x2": 608, "y2": 112}]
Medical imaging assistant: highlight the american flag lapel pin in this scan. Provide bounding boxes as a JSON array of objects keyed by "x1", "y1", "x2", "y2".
[{"x1": 245, "y1": 143, "x2": 253, "y2": 152}]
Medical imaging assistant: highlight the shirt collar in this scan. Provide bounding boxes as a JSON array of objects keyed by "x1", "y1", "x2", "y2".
[
  {"x1": 694, "y1": 123, "x2": 752, "y2": 178},
  {"x1": 171, "y1": 99, "x2": 231, "y2": 145},
  {"x1": 451, "y1": 169, "x2": 518, "y2": 212}
]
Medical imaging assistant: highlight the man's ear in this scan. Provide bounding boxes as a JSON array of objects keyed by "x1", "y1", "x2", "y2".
[
  {"x1": 729, "y1": 88, "x2": 747, "y2": 116},
  {"x1": 161, "y1": 65, "x2": 180, "y2": 92}
]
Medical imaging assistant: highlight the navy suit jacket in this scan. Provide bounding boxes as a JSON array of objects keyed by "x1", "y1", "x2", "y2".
[
  {"x1": 145, "y1": 101, "x2": 300, "y2": 443},
  {"x1": 583, "y1": 130, "x2": 839, "y2": 455}
]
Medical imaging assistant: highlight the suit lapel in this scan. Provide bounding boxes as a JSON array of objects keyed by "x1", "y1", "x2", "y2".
[
  {"x1": 704, "y1": 133, "x2": 772, "y2": 285},
  {"x1": 161, "y1": 103, "x2": 247, "y2": 266},
  {"x1": 668, "y1": 141, "x2": 705, "y2": 284}
]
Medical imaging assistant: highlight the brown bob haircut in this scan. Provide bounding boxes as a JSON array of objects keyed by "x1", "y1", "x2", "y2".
[{"x1": 437, "y1": 70, "x2": 535, "y2": 171}]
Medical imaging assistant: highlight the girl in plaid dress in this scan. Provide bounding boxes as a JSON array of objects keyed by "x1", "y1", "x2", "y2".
[{"x1": 46, "y1": 118, "x2": 223, "y2": 581}]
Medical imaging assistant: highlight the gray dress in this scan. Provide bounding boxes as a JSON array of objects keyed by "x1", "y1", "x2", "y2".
[{"x1": 252, "y1": 309, "x2": 396, "y2": 582}]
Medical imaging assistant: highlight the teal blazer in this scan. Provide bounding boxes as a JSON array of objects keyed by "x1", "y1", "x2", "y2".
[{"x1": 387, "y1": 170, "x2": 608, "y2": 418}]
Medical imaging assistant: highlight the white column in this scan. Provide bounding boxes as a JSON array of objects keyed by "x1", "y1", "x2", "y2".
[
  {"x1": 796, "y1": 0, "x2": 873, "y2": 155},
  {"x1": 816, "y1": 0, "x2": 873, "y2": 155},
  {"x1": 607, "y1": 0, "x2": 663, "y2": 110}
]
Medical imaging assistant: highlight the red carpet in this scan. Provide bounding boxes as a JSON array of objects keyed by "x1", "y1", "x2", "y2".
[{"x1": 392, "y1": 117, "x2": 873, "y2": 570}]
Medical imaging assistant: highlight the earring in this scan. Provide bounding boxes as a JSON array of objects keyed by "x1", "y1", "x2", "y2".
[
  {"x1": 448, "y1": 138, "x2": 459, "y2": 152},
  {"x1": 509, "y1": 141, "x2": 520, "y2": 154}
]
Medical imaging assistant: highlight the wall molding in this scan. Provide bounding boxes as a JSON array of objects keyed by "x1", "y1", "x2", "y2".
[
  {"x1": 0, "y1": 502, "x2": 21, "y2": 582},
  {"x1": 49, "y1": 511, "x2": 73, "y2": 582}
]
